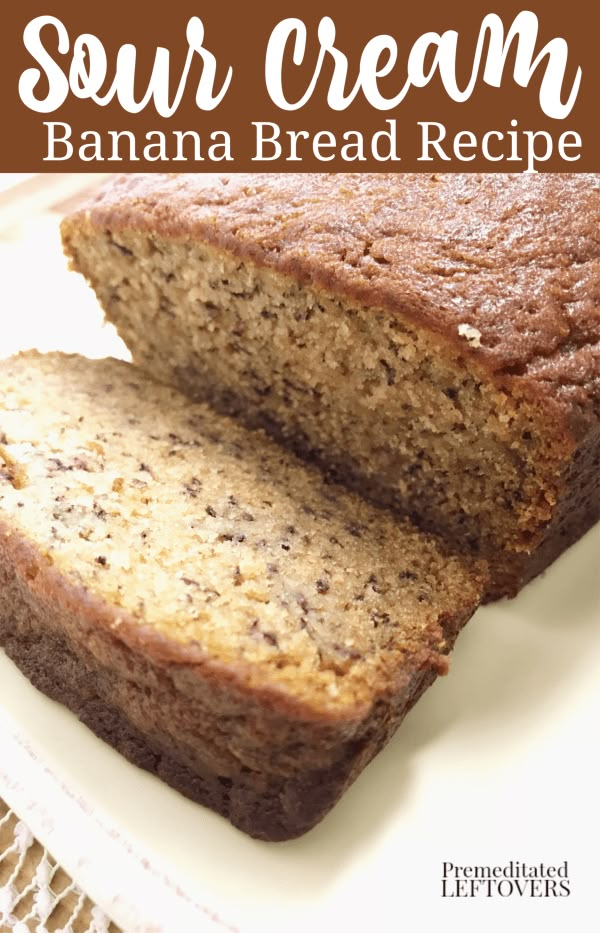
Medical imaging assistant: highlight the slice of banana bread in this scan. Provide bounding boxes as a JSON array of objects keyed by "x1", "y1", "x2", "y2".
[
  {"x1": 0, "y1": 352, "x2": 484, "y2": 840},
  {"x1": 61, "y1": 172, "x2": 600, "y2": 598}
]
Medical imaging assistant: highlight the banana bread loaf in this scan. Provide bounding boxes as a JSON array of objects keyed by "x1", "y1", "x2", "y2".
[
  {"x1": 61, "y1": 173, "x2": 600, "y2": 598},
  {"x1": 0, "y1": 352, "x2": 484, "y2": 840}
]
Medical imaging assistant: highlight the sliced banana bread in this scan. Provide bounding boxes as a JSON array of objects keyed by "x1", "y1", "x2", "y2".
[
  {"x1": 61, "y1": 172, "x2": 600, "y2": 598},
  {"x1": 0, "y1": 352, "x2": 484, "y2": 840}
]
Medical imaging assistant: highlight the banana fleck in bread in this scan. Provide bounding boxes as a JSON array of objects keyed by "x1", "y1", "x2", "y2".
[
  {"x1": 0, "y1": 352, "x2": 484, "y2": 840},
  {"x1": 61, "y1": 173, "x2": 600, "y2": 598}
]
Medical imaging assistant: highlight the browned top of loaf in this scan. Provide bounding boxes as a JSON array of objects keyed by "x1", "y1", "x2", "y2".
[{"x1": 65, "y1": 172, "x2": 600, "y2": 436}]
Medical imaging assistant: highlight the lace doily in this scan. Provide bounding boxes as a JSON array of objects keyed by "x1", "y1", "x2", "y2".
[{"x1": 0, "y1": 802, "x2": 118, "y2": 933}]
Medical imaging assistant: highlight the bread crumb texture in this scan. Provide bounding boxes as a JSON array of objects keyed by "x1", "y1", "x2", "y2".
[
  {"x1": 61, "y1": 172, "x2": 600, "y2": 597},
  {"x1": 0, "y1": 352, "x2": 483, "y2": 714}
]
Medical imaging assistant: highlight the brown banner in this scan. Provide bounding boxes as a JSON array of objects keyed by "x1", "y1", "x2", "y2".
[{"x1": 1, "y1": 0, "x2": 598, "y2": 171}]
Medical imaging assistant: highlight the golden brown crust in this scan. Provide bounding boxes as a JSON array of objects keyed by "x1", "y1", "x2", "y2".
[{"x1": 63, "y1": 172, "x2": 600, "y2": 438}]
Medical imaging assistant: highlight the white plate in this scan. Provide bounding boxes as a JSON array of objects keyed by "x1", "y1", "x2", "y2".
[{"x1": 1, "y1": 523, "x2": 599, "y2": 933}]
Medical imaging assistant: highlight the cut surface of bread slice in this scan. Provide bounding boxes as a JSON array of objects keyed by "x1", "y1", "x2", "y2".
[
  {"x1": 0, "y1": 352, "x2": 484, "y2": 839},
  {"x1": 61, "y1": 172, "x2": 600, "y2": 598}
]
